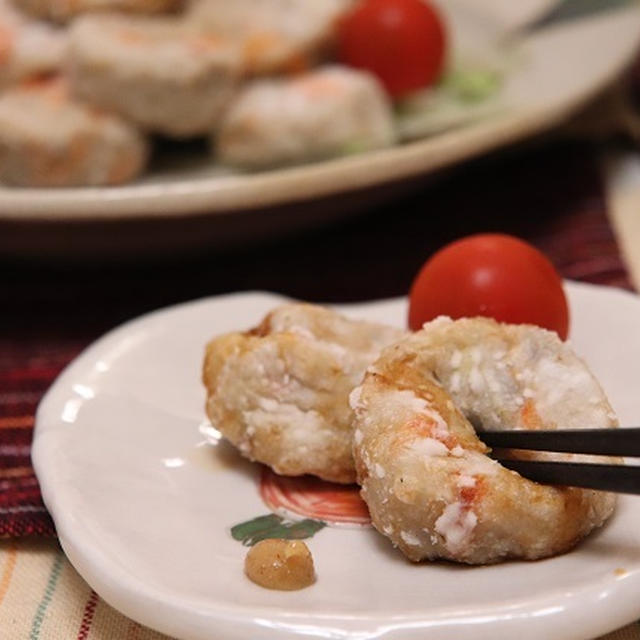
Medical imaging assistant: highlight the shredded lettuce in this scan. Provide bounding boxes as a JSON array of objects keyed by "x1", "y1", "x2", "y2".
[{"x1": 441, "y1": 68, "x2": 502, "y2": 104}]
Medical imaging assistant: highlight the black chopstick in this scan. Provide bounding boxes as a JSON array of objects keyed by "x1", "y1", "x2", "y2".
[
  {"x1": 497, "y1": 459, "x2": 640, "y2": 495},
  {"x1": 480, "y1": 428, "x2": 640, "y2": 457},
  {"x1": 481, "y1": 428, "x2": 640, "y2": 493}
]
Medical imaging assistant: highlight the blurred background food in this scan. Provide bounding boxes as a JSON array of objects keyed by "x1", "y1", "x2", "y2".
[
  {"x1": 0, "y1": 76, "x2": 148, "y2": 186},
  {"x1": 0, "y1": 0, "x2": 514, "y2": 187},
  {"x1": 0, "y1": 0, "x2": 637, "y2": 261}
]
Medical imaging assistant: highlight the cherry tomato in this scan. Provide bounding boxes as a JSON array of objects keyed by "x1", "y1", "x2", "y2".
[
  {"x1": 337, "y1": 0, "x2": 447, "y2": 98},
  {"x1": 408, "y1": 234, "x2": 570, "y2": 339}
]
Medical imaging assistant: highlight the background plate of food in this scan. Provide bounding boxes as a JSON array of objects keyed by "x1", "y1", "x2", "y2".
[
  {"x1": 33, "y1": 282, "x2": 640, "y2": 640},
  {"x1": 0, "y1": 0, "x2": 639, "y2": 259}
]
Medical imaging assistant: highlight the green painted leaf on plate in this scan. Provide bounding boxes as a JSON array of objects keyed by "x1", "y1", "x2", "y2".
[{"x1": 231, "y1": 514, "x2": 326, "y2": 546}]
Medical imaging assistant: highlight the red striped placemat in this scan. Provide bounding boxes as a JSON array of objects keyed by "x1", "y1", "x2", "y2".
[{"x1": 0, "y1": 343, "x2": 84, "y2": 537}]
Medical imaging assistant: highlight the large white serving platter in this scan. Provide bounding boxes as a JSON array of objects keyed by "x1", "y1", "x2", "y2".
[
  {"x1": 33, "y1": 282, "x2": 640, "y2": 639},
  {"x1": 2, "y1": 2, "x2": 640, "y2": 258}
]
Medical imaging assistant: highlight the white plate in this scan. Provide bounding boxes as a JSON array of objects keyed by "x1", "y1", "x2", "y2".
[
  {"x1": 33, "y1": 282, "x2": 640, "y2": 640},
  {"x1": 3, "y1": 2, "x2": 640, "y2": 258}
]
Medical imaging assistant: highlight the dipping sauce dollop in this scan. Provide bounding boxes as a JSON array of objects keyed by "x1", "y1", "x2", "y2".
[{"x1": 245, "y1": 539, "x2": 315, "y2": 590}]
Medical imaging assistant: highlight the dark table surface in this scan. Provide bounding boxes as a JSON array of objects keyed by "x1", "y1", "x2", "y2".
[{"x1": 1, "y1": 139, "x2": 629, "y2": 347}]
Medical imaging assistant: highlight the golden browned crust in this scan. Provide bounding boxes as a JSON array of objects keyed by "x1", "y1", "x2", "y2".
[
  {"x1": 351, "y1": 317, "x2": 617, "y2": 564},
  {"x1": 202, "y1": 303, "x2": 405, "y2": 483}
]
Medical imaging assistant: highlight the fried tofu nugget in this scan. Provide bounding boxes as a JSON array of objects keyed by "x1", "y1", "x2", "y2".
[
  {"x1": 351, "y1": 317, "x2": 617, "y2": 564},
  {"x1": 69, "y1": 14, "x2": 240, "y2": 137},
  {"x1": 186, "y1": 0, "x2": 354, "y2": 75},
  {"x1": 202, "y1": 304, "x2": 405, "y2": 484},
  {"x1": 0, "y1": 77, "x2": 148, "y2": 186},
  {"x1": 0, "y1": 0, "x2": 68, "y2": 88},
  {"x1": 216, "y1": 65, "x2": 396, "y2": 168}
]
